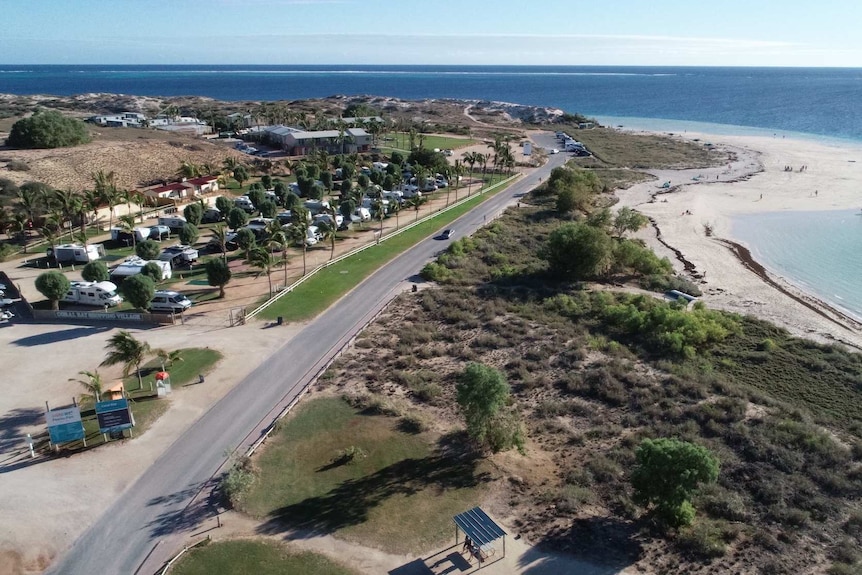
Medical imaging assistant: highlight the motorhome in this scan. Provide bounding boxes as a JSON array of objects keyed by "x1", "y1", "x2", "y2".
[
  {"x1": 312, "y1": 213, "x2": 344, "y2": 229},
  {"x1": 234, "y1": 196, "x2": 256, "y2": 213},
  {"x1": 157, "y1": 215, "x2": 188, "y2": 230},
  {"x1": 304, "y1": 225, "x2": 322, "y2": 246},
  {"x1": 352, "y1": 207, "x2": 372, "y2": 222},
  {"x1": 62, "y1": 281, "x2": 123, "y2": 307},
  {"x1": 303, "y1": 200, "x2": 330, "y2": 215},
  {"x1": 50, "y1": 243, "x2": 105, "y2": 264},
  {"x1": 111, "y1": 257, "x2": 172, "y2": 281}
]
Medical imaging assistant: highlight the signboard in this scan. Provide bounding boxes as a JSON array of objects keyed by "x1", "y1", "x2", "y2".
[
  {"x1": 95, "y1": 398, "x2": 134, "y2": 434},
  {"x1": 46, "y1": 406, "x2": 85, "y2": 444},
  {"x1": 55, "y1": 310, "x2": 143, "y2": 321}
]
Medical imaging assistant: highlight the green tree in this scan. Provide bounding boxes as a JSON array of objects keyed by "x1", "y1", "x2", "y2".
[
  {"x1": 183, "y1": 203, "x2": 203, "y2": 226},
  {"x1": 122, "y1": 274, "x2": 156, "y2": 310},
  {"x1": 92, "y1": 170, "x2": 119, "y2": 231},
  {"x1": 613, "y1": 207, "x2": 649, "y2": 238},
  {"x1": 631, "y1": 438, "x2": 720, "y2": 528},
  {"x1": 456, "y1": 363, "x2": 523, "y2": 453},
  {"x1": 541, "y1": 222, "x2": 614, "y2": 280},
  {"x1": 205, "y1": 258, "x2": 232, "y2": 298},
  {"x1": 155, "y1": 349, "x2": 183, "y2": 372},
  {"x1": 215, "y1": 195, "x2": 233, "y2": 214},
  {"x1": 7, "y1": 110, "x2": 91, "y2": 149},
  {"x1": 247, "y1": 189, "x2": 266, "y2": 211},
  {"x1": 235, "y1": 227, "x2": 256, "y2": 260},
  {"x1": 35, "y1": 271, "x2": 70, "y2": 310},
  {"x1": 209, "y1": 225, "x2": 230, "y2": 263},
  {"x1": 81, "y1": 260, "x2": 109, "y2": 282},
  {"x1": 227, "y1": 207, "x2": 248, "y2": 231},
  {"x1": 135, "y1": 239, "x2": 161, "y2": 260},
  {"x1": 140, "y1": 262, "x2": 163, "y2": 283},
  {"x1": 178, "y1": 223, "x2": 199, "y2": 245},
  {"x1": 259, "y1": 200, "x2": 277, "y2": 218},
  {"x1": 70, "y1": 370, "x2": 103, "y2": 403},
  {"x1": 100, "y1": 330, "x2": 152, "y2": 391},
  {"x1": 232, "y1": 164, "x2": 249, "y2": 188}
]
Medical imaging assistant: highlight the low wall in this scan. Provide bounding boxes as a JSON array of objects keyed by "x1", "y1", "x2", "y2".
[{"x1": 31, "y1": 309, "x2": 175, "y2": 325}]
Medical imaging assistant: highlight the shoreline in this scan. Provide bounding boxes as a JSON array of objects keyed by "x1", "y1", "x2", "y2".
[{"x1": 617, "y1": 128, "x2": 862, "y2": 349}]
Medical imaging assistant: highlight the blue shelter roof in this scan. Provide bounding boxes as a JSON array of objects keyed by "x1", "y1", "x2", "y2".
[{"x1": 453, "y1": 507, "x2": 506, "y2": 547}]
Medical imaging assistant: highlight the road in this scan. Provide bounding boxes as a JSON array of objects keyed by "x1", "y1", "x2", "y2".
[{"x1": 46, "y1": 136, "x2": 569, "y2": 575}]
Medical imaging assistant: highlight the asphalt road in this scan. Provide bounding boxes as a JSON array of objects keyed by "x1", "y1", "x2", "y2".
[{"x1": 46, "y1": 139, "x2": 569, "y2": 575}]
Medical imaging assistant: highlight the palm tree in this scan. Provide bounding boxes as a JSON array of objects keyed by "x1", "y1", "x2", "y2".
[
  {"x1": 223, "y1": 156, "x2": 240, "y2": 178},
  {"x1": 16, "y1": 187, "x2": 42, "y2": 243},
  {"x1": 92, "y1": 170, "x2": 119, "y2": 231},
  {"x1": 155, "y1": 349, "x2": 183, "y2": 372},
  {"x1": 406, "y1": 195, "x2": 426, "y2": 222},
  {"x1": 117, "y1": 214, "x2": 138, "y2": 248},
  {"x1": 53, "y1": 188, "x2": 79, "y2": 241},
  {"x1": 265, "y1": 220, "x2": 290, "y2": 289},
  {"x1": 477, "y1": 153, "x2": 489, "y2": 187},
  {"x1": 210, "y1": 225, "x2": 230, "y2": 263},
  {"x1": 246, "y1": 246, "x2": 275, "y2": 299},
  {"x1": 100, "y1": 331, "x2": 152, "y2": 391},
  {"x1": 462, "y1": 151, "x2": 478, "y2": 195},
  {"x1": 82, "y1": 189, "x2": 101, "y2": 232},
  {"x1": 317, "y1": 218, "x2": 337, "y2": 260},
  {"x1": 130, "y1": 190, "x2": 148, "y2": 222},
  {"x1": 178, "y1": 160, "x2": 201, "y2": 179},
  {"x1": 288, "y1": 211, "x2": 309, "y2": 275},
  {"x1": 70, "y1": 370, "x2": 103, "y2": 403}
]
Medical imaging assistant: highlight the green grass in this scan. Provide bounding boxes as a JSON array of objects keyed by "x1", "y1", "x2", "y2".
[
  {"x1": 243, "y1": 397, "x2": 489, "y2": 554},
  {"x1": 258, "y1": 178, "x2": 517, "y2": 321},
  {"x1": 123, "y1": 347, "x2": 223, "y2": 391},
  {"x1": 172, "y1": 540, "x2": 360, "y2": 575},
  {"x1": 566, "y1": 127, "x2": 722, "y2": 170},
  {"x1": 381, "y1": 133, "x2": 477, "y2": 153}
]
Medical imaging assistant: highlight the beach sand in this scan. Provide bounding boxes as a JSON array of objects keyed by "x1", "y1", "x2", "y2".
[{"x1": 617, "y1": 130, "x2": 862, "y2": 349}]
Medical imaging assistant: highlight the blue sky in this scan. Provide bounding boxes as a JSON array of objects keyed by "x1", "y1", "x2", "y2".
[{"x1": 2, "y1": 0, "x2": 861, "y2": 66}]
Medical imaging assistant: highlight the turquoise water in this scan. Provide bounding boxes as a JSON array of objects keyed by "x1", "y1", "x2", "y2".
[{"x1": 732, "y1": 210, "x2": 862, "y2": 320}]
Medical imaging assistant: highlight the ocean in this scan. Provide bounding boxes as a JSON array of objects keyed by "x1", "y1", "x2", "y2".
[
  {"x1": 2, "y1": 65, "x2": 862, "y2": 142},
  {"x1": 2, "y1": 64, "x2": 861, "y2": 318},
  {"x1": 733, "y1": 210, "x2": 862, "y2": 323}
]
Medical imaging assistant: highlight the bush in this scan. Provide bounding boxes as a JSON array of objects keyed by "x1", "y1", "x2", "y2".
[
  {"x1": 6, "y1": 160, "x2": 30, "y2": 171},
  {"x1": 677, "y1": 520, "x2": 728, "y2": 559},
  {"x1": 140, "y1": 262, "x2": 163, "y2": 283},
  {"x1": 135, "y1": 240, "x2": 161, "y2": 260},
  {"x1": 183, "y1": 203, "x2": 203, "y2": 226},
  {"x1": 81, "y1": 261, "x2": 109, "y2": 282},
  {"x1": 178, "y1": 223, "x2": 199, "y2": 245},
  {"x1": 122, "y1": 274, "x2": 155, "y2": 310},
  {"x1": 35, "y1": 271, "x2": 70, "y2": 310},
  {"x1": 7, "y1": 110, "x2": 91, "y2": 149},
  {"x1": 221, "y1": 457, "x2": 254, "y2": 508}
]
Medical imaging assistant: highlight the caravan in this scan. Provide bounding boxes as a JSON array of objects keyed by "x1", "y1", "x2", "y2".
[
  {"x1": 50, "y1": 243, "x2": 105, "y2": 264},
  {"x1": 111, "y1": 257, "x2": 173, "y2": 281}
]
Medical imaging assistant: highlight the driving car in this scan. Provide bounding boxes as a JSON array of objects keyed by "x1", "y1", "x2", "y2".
[{"x1": 441, "y1": 228, "x2": 454, "y2": 239}]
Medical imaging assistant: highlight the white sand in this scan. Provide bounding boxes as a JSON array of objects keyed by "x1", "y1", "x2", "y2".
[{"x1": 617, "y1": 130, "x2": 862, "y2": 349}]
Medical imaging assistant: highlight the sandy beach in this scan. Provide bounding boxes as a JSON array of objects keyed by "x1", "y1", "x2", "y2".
[{"x1": 617, "y1": 130, "x2": 862, "y2": 350}]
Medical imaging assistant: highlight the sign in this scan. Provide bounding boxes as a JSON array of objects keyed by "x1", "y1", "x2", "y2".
[
  {"x1": 95, "y1": 398, "x2": 134, "y2": 434},
  {"x1": 46, "y1": 406, "x2": 85, "y2": 444},
  {"x1": 55, "y1": 310, "x2": 143, "y2": 321}
]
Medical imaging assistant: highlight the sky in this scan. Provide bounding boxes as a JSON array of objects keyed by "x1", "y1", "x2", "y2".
[{"x1": 2, "y1": 0, "x2": 862, "y2": 67}]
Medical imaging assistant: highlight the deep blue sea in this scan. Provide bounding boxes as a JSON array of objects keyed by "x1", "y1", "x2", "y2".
[
  {"x1": 2, "y1": 65, "x2": 862, "y2": 141},
  {"x1": 3, "y1": 64, "x2": 862, "y2": 318}
]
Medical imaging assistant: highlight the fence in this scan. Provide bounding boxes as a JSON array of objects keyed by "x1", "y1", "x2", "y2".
[{"x1": 30, "y1": 309, "x2": 175, "y2": 325}]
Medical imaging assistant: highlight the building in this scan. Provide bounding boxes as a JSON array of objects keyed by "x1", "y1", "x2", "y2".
[
  {"x1": 88, "y1": 112, "x2": 147, "y2": 128},
  {"x1": 142, "y1": 175, "x2": 218, "y2": 203},
  {"x1": 339, "y1": 116, "x2": 385, "y2": 127},
  {"x1": 281, "y1": 128, "x2": 371, "y2": 156}
]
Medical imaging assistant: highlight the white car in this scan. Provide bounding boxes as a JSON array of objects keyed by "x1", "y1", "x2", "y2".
[{"x1": 550, "y1": 148, "x2": 559, "y2": 155}]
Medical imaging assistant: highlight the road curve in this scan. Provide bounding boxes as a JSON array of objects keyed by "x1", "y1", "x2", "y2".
[{"x1": 46, "y1": 137, "x2": 569, "y2": 575}]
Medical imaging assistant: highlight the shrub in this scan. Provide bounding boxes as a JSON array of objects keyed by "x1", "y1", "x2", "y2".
[
  {"x1": 183, "y1": 203, "x2": 203, "y2": 226},
  {"x1": 6, "y1": 160, "x2": 30, "y2": 171},
  {"x1": 81, "y1": 260, "x2": 109, "y2": 282},
  {"x1": 178, "y1": 223, "x2": 199, "y2": 245},
  {"x1": 677, "y1": 520, "x2": 728, "y2": 559},
  {"x1": 221, "y1": 457, "x2": 254, "y2": 508},
  {"x1": 7, "y1": 110, "x2": 91, "y2": 149},
  {"x1": 122, "y1": 274, "x2": 155, "y2": 310},
  {"x1": 135, "y1": 240, "x2": 161, "y2": 260},
  {"x1": 35, "y1": 271, "x2": 70, "y2": 310},
  {"x1": 398, "y1": 415, "x2": 426, "y2": 434},
  {"x1": 140, "y1": 262, "x2": 163, "y2": 283}
]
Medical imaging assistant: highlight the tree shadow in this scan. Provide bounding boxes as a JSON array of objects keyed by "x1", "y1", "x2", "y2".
[
  {"x1": 145, "y1": 479, "x2": 220, "y2": 538},
  {"x1": 0, "y1": 407, "x2": 45, "y2": 452},
  {"x1": 519, "y1": 517, "x2": 643, "y2": 575},
  {"x1": 256, "y1": 450, "x2": 490, "y2": 538}
]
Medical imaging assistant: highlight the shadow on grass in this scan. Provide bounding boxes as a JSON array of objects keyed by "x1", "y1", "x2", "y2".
[
  {"x1": 256, "y1": 450, "x2": 490, "y2": 539},
  {"x1": 519, "y1": 517, "x2": 643, "y2": 575}
]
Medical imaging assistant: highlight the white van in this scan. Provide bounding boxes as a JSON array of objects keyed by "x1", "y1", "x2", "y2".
[
  {"x1": 234, "y1": 196, "x2": 256, "y2": 213},
  {"x1": 149, "y1": 290, "x2": 192, "y2": 313}
]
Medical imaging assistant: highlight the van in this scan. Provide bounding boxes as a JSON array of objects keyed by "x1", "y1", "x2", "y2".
[
  {"x1": 157, "y1": 215, "x2": 188, "y2": 230},
  {"x1": 234, "y1": 196, "x2": 256, "y2": 213},
  {"x1": 149, "y1": 290, "x2": 193, "y2": 313}
]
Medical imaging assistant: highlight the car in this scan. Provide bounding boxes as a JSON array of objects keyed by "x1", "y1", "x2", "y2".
[
  {"x1": 550, "y1": 148, "x2": 559, "y2": 155},
  {"x1": 149, "y1": 225, "x2": 170, "y2": 240},
  {"x1": 440, "y1": 228, "x2": 454, "y2": 240}
]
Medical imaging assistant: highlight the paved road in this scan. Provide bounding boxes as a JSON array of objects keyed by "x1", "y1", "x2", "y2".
[{"x1": 46, "y1": 138, "x2": 569, "y2": 575}]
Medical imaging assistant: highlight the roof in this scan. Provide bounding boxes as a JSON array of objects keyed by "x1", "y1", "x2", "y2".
[
  {"x1": 453, "y1": 507, "x2": 506, "y2": 548},
  {"x1": 186, "y1": 175, "x2": 218, "y2": 186},
  {"x1": 150, "y1": 182, "x2": 190, "y2": 193}
]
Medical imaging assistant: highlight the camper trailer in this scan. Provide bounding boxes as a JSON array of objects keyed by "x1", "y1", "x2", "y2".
[
  {"x1": 158, "y1": 245, "x2": 199, "y2": 267},
  {"x1": 157, "y1": 215, "x2": 188, "y2": 230},
  {"x1": 110, "y1": 227, "x2": 150, "y2": 245},
  {"x1": 62, "y1": 281, "x2": 123, "y2": 307},
  {"x1": 50, "y1": 243, "x2": 105, "y2": 264},
  {"x1": 111, "y1": 257, "x2": 172, "y2": 281}
]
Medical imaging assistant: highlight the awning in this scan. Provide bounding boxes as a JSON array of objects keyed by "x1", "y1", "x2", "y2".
[{"x1": 453, "y1": 507, "x2": 506, "y2": 548}]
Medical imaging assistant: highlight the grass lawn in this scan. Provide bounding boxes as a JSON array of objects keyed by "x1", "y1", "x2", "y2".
[
  {"x1": 123, "y1": 347, "x2": 223, "y2": 392},
  {"x1": 258, "y1": 178, "x2": 516, "y2": 322},
  {"x1": 382, "y1": 133, "x2": 477, "y2": 153},
  {"x1": 243, "y1": 397, "x2": 491, "y2": 555},
  {"x1": 172, "y1": 539, "x2": 360, "y2": 575}
]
